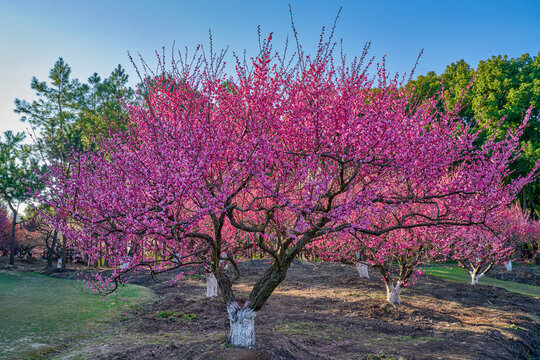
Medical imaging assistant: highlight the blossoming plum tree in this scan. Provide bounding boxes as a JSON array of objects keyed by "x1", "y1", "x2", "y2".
[
  {"x1": 313, "y1": 225, "x2": 441, "y2": 305},
  {"x1": 42, "y1": 32, "x2": 538, "y2": 346},
  {"x1": 439, "y1": 205, "x2": 537, "y2": 285},
  {"x1": 310, "y1": 132, "x2": 538, "y2": 305}
]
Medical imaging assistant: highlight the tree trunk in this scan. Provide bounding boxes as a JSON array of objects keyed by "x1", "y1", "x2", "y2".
[
  {"x1": 355, "y1": 262, "x2": 370, "y2": 278},
  {"x1": 47, "y1": 230, "x2": 58, "y2": 269},
  {"x1": 385, "y1": 282, "x2": 402, "y2": 305},
  {"x1": 9, "y1": 208, "x2": 17, "y2": 266},
  {"x1": 227, "y1": 302, "x2": 257, "y2": 348},
  {"x1": 120, "y1": 257, "x2": 130, "y2": 270},
  {"x1": 206, "y1": 272, "x2": 218, "y2": 298},
  {"x1": 505, "y1": 261, "x2": 512, "y2": 272},
  {"x1": 470, "y1": 272, "x2": 483, "y2": 285},
  {"x1": 98, "y1": 241, "x2": 102, "y2": 267},
  {"x1": 104, "y1": 243, "x2": 109, "y2": 267},
  {"x1": 61, "y1": 234, "x2": 67, "y2": 269}
]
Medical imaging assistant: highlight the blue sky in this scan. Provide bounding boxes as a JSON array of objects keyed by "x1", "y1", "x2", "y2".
[{"x1": 1, "y1": 0, "x2": 539, "y2": 135}]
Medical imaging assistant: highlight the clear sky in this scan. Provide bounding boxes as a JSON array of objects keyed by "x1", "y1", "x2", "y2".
[{"x1": 1, "y1": 0, "x2": 539, "y2": 135}]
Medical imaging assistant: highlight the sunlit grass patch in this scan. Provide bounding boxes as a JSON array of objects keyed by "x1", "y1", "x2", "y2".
[
  {"x1": 425, "y1": 266, "x2": 540, "y2": 298},
  {"x1": 0, "y1": 271, "x2": 154, "y2": 360}
]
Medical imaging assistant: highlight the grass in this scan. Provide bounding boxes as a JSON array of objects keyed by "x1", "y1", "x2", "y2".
[
  {"x1": 502, "y1": 324, "x2": 527, "y2": 331},
  {"x1": 274, "y1": 320, "x2": 316, "y2": 335},
  {"x1": 154, "y1": 310, "x2": 197, "y2": 322},
  {"x1": 0, "y1": 271, "x2": 154, "y2": 360},
  {"x1": 425, "y1": 266, "x2": 540, "y2": 298}
]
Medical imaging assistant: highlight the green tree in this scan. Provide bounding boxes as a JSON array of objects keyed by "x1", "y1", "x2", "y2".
[
  {"x1": 14, "y1": 57, "x2": 87, "y2": 164},
  {"x1": 408, "y1": 52, "x2": 540, "y2": 216},
  {"x1": 0, "y1": 131, "x2": 41, "y2": 265},
  {"x1": 14, "y1": 58, "x2": 87, "y2": 268},
  {"x1": 14, "y1": 58, "x2": 135, "y2": 268},
  {"x1": 78, "y1": 64, "x2": 135, "y2": 147}
]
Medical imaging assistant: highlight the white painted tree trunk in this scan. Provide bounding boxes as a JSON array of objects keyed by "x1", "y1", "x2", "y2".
[
  {"x1": 57, "y1": 258, "x2": 62, "y2": 269},
  {"x1": 506, "y1": 261, "x2": 512, "y2": 272},
  {"x1": 470, "y1": 272, "x2": 483, "y2": 285},
  {"x1": 385, "y1": 282, "x2": 402, "y2": 305},
  {"x1": 120, "y1": 256, "x2": 131, "y2": 270},
  {"x1": 227, "y1": 303, "x2": 257, "y2": 347},
  {"x1": 355, "y1": 262, "x2": 370, "y2": 278},
  {"x1": 219, "y1": 259, "x2": 230, "y2": 270},
  {"x1": 205, "y1": 273, "x2": 218, "y2": 298}
]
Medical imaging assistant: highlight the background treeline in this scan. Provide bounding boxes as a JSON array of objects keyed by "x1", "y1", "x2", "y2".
[
  {"x1": 408, "y1": 52, "x2": 540, "y2": 217},
  {"x1": 14, "y1": 58, "x2": 135, "y2": 156},
  {"x1": 1, "y1": 58, "x2": 135, "y2": 266}
]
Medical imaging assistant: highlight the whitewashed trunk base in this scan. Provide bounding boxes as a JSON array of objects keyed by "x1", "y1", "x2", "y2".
[
  {"x1": 227, "y1": 303, "x2": 256, "y2": 347},
  {"x1": 470, "y1": 273, "x2": 483, "y2": 285},
  {"x1": 120, "y1": 256, "x2": 131, "y2": 270},
  {"x1": 386, "y1": 283, "x2": 402, "y2": 305},
  {"x1": 355, "y1": 262, "x2": 370, "y2": 278},
  {"x1": 206, "y1": 273, "x2": 218, "y2": 298},
  {"x1": 506, "y1": 261, "x2": 512, "y2": 272}
]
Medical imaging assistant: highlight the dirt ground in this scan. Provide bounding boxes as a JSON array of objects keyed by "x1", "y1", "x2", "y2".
[{"x1": 3, "y1": 257, "x2": 540, "y2": 360}]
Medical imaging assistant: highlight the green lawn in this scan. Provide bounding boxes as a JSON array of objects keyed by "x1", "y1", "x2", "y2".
[
  {"x1": 0, "y1": 271, "x2": 154, "y2": 360},
  {"x1": 426, "y1": 266, "x2": 540, "y2": 298}
]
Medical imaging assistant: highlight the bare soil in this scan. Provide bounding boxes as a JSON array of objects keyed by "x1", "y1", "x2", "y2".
[{"x1": 3, "y1": 256, "x2": 540, "y2": 360}]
